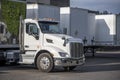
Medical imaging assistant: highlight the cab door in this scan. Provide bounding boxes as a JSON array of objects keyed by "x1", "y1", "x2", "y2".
[
  {"x1": 22, "y1": 22, "x2": 40, "y2": 63},
  {"x1": 24, "y1": 23, "x2": 40, "y2": 50}
]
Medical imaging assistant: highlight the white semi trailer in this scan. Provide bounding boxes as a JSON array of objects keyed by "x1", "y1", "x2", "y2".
[
  {"x1": 0, "y1": 4, "x2": 85, "y2": 72},
  {"x1": 95, "y1": 14, "x2": 120, "y2": 45},
  {"x1": 60, "y1": 7, "x2": 96, "y2": 45}
]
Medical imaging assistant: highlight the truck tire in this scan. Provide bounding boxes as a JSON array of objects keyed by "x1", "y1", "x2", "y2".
[
  {"x1": 36, "y1": 53, "x2": 54, "y2": 72},
  {"x1": 64, "y1": 66, "x2": 76, "y2": 71}
]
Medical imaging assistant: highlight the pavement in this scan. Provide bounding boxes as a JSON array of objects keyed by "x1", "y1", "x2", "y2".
[{"x1": 0, "y1": 52, "x2": 120, "y2": 80}]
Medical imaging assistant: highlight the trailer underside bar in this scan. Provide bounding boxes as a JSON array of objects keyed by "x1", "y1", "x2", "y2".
[{"x1": 84, "y1": 45, "x2": 120, "y2": 57}]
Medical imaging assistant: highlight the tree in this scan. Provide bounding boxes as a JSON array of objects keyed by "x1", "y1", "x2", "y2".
[{"x1": 1, "y1": 0, "x2": 26, "y2": 36}]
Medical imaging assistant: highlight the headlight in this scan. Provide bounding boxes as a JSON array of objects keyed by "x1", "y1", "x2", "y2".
[{"x1": 59, "y1": 52, "x2": 69, "y2": 57}]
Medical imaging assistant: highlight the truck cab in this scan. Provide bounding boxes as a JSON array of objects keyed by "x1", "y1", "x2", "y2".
[{"x1": 19, "y1": 18, "x2": 85, "y2": 72}]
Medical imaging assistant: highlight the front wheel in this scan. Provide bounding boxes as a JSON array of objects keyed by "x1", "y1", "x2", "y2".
[{"x1": 36, "y1": 53, "x2": 54, "y2": 72}]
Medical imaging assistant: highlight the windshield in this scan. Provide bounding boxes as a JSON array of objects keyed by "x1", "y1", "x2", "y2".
[{"x1": 38, "y1": 21, "x2": 61, "y2": 34}]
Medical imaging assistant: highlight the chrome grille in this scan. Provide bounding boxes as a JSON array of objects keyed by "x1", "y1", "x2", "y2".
[{"x1": 70, "y1": 42, "x2": 83, "y2": 58}]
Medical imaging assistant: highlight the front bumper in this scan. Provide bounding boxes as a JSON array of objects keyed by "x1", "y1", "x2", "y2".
[{"x1": 54, "y1": 57, "x2": 85, "y2": 67}]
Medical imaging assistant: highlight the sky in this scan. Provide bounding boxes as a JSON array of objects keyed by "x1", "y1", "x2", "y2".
[
  {"x1": 70, "y1": 0, "x2": 120, "y2": 14},
  {"x1": 1, "y1": 0, "x2": 120, "y2": 14}
]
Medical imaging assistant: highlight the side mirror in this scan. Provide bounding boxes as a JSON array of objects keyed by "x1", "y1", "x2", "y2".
[
  {"x1": 62, "y1": 37, "x2": 66, "y2": 46},
  {"x1": 35, "y1": 34, "x2": 39, "y2": 40}
]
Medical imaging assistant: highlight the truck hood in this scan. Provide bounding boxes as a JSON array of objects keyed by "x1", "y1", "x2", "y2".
[
  {"x1": 44, "y1": 34, "x2": 83, "y2": 43},
  {"x1": 43, "y1": 34, "x2": 83, "y2": 53},
  {"x1": 45, "y1": 34, "x2": 71, "y2": 39}
]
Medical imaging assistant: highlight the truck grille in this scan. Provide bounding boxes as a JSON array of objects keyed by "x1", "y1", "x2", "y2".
[{"x1": 70, "y1": 42, "x2": 83, "y2": 58}]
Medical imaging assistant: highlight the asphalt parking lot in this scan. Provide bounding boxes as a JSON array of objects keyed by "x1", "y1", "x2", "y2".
[{"x1": 0, "y1": 52, "x2": 120, "y2": 80}]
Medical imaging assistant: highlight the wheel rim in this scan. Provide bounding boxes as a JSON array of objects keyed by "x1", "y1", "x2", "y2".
[{"x1": 40, "y1": 56, "x2": 50, "y2": 70}]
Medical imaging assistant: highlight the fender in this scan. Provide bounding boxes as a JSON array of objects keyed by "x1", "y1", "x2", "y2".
[
  {"x1": 34, "y1": 46, "x2": 66, "y2": 64},
  {"x1": 35, "y1": 46, "x2": 66, "y2": 58}
]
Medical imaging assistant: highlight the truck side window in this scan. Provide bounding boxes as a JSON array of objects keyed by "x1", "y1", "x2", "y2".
[{"x1": 26, "y1": 23, "x2": 39, "y2": 35}]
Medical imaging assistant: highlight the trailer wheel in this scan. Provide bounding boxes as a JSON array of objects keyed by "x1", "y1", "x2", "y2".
[
  {"x1": 64, "y1": 66, "x2": 76, "y2": 71},
  {"x1": 36, "y1": 53, "x2": 54, "y2": 72}
]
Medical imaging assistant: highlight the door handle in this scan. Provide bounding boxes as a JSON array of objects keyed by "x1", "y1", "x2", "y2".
[{"x1": 25, "y1": 45, "x2": 29, "y2": 48}]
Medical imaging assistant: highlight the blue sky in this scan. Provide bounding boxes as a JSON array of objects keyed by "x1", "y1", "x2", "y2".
[{"x1": 70, "y1": 0, "x2": 120, "y2": 14}]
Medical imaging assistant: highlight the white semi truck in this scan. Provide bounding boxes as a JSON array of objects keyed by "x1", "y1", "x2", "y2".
[
  {"x1": 0, "y1": 3, "x2": 85, "y2": 72},
  {"x1": 19, "y1": 18, "x2": 85, "y2": 72}
]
